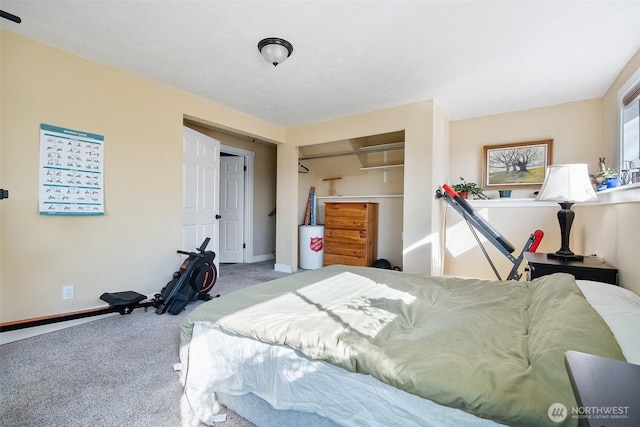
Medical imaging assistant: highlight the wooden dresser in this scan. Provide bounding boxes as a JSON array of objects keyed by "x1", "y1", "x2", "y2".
[{"x1": 323, "y1": 202, "x2": 378, "y2": 267}]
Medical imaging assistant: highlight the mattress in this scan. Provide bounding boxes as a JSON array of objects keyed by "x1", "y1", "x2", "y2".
[
  {"x1": 186, "y1": 319, "x2": 503, "y2": 426},
  {"x1": 180, "y1": 267, "x2": 640, "y2": 426}
]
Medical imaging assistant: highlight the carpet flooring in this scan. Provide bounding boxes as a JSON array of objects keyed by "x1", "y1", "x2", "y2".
[{"x1": 0, "y1": 261, "x2": 291, "y2": 427}]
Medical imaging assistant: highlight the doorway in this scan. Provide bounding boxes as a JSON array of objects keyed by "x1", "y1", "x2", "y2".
[
  {"x1": 183, "y1": 120, "x2": 270, "y2": 265},
  {"x1": 220, "y1": 145, "x2": 255, "y2": 264}
]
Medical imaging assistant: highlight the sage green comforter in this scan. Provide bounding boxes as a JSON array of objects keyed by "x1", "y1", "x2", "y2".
[{"x1": 181, "y1": 265, "x2": 625, "y2": 426}]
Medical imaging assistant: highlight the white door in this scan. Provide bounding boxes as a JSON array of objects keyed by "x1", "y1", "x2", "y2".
[
  {"x1": 182, "y1": 126, "x2": 220, "y2": 272},
  {"x1": 219, "y1": 155, "x2": 245, "y2": 263}
]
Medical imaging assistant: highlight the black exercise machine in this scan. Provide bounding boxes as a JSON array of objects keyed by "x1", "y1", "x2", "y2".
[
  {"x1": 101, "y1": 237, "x2": 220, "y2": 316},
  {"x1": 154, "y1": 237, "x2": 220, "y2": 315},
  {"x1": 436, "y1": 184, "x2": 543, "y2": 280}
]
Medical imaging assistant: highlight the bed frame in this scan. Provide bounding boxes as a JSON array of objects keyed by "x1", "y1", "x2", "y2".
[{"x1": 217, "y1": 392, "x2": 339, "y2": 427}]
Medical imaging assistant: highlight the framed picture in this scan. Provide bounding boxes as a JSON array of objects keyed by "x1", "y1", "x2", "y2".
[{"x1": 483, "y1": 139, "x2": 553, "y2": 189}]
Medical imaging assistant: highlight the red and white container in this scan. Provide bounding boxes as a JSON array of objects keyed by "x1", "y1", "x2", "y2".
[{"x1": 299, "y1": 225, "x2": 324, "y2": 269}]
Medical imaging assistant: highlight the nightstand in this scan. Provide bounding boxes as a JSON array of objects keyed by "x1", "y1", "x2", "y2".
[
  {"x1": 564, "y1": 351, "x2": 640, "y2": 427},
  {"x1": 524, "y1": 252, "x2": 618, "y2": 285}
]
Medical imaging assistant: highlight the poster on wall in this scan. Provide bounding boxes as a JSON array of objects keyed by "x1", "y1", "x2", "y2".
[{"x1": 39, "y1": 123, "x2": 104, "y2": 215}]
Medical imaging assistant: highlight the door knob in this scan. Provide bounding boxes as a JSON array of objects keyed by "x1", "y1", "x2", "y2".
[{"x1": 215, "y1": 214, "x2": 222, "y2": 219}]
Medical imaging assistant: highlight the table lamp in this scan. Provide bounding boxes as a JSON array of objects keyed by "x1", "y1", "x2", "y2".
[{"x1": 535, "y1": 164, "x2": 598, "y2": 261}]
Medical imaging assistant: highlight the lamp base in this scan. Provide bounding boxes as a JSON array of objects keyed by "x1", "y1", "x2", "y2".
[{"x1": 547, "y1": 252, "x2": 584, "y2": 262}]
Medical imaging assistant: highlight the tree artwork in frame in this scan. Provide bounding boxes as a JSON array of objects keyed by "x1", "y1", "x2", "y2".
[{"x1": 483, "y1": 139, "x2": 553, "y2": 189}]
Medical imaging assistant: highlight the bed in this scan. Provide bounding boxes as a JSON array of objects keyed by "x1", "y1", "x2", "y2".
[{"x1": 179, "y1": 265, "x2": 640, "y2": 427}]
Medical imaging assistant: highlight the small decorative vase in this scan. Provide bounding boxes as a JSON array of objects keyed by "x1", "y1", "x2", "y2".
[{"x1": 499, "y1": 190, "x2": 512, "y2": 198}]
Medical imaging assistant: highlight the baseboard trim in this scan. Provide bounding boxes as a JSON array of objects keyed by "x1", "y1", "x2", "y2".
[
  {"x1": 274, "y1": 263, "x2": 293, "y2": 273},
  {"x1": 0, "y1": 313, "x2": 117, "y2": 345},
  {"x1": 250, "y1": 253, "x2": 275, "y2": 263}
]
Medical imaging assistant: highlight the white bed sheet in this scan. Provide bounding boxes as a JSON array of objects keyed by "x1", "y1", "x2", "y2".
[
  {"x1": 185, "y1": 322, "x2": 504, "y2": 427},
  {"x1": 184, "y1": 279, "x2": 639, "y2": 426},
  {"x1": 575, "y1": 280, "x2": 640, "y2": 364}
]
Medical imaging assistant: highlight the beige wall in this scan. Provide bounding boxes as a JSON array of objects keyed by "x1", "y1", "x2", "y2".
[
  {"x1": 0, "y1": 31, "x2": 284, "y2": 322},
  {"x1": 603, "y1": 48, "x2": 640, "y2": 160},
  {"x1": 447, "y1": 48, "x2": 640, "y2": 293},
  {"x1": 446, "y1": 99, "x2": 604, "y2": 280},
  {"x1": 443, "y1": 203, "x2": 560, "y2": 280},
  {"x1": 450, "y1": 98, "x2": 605, "y2": 198},
  {"x1": 431, "y1": 103, "x2": 450, "y2": 273},
  {"x1": 577, "y1": 48, "x2": 640, "y2": 293},
  {"x1": 285, "y1": 101, "x2": 446, "y2": 275}
]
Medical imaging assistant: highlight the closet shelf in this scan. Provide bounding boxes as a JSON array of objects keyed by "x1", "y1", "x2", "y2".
[
  {"x1": 317, "y1": 194, "x2": 403, "y2": 199},
  {"x1": 360, "y1": 164, "x2": 404, "y2": 171},
  {"x1": 299, "y1": 141, "x2": 404, "y2": 161},
  {"x1": 358, "y1": 142, "x2": 405, "y2": 152}
]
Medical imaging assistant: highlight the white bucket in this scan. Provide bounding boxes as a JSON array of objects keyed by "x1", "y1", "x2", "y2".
[{"x1": 299, "y1": 225, "x2": 324, "y2": 269}]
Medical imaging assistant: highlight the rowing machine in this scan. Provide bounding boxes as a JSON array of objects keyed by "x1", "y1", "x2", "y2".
[{"x1": 155, "y1": 237, "x2": 220, "y2": 315}]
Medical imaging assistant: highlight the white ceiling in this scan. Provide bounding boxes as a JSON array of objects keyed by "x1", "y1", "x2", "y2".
[{"x1": 2, "y1": 1, "x2": 640, "y2": 127}]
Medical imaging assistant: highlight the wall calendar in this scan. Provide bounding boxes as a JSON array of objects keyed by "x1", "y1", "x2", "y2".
[{"x1": 39, "y1": 123, "x2": 104, "y2": 215}]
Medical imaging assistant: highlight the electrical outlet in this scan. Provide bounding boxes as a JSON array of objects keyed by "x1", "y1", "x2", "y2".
[{"x1": 62, "y1": 285, "x2": 74, "y2": 300}]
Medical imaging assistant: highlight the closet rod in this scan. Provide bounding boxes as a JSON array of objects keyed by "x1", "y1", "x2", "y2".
[{"x1": 299, "y1": 143, "x2": 404, "y2": 161}]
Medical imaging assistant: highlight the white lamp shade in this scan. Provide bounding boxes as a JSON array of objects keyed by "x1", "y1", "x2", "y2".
[
  {"x1": 260, "y1": 43, "x2": 290, "y2": 66},
  {"x1": 535, "y1": 164, "x2": 598, "y2": 202}
]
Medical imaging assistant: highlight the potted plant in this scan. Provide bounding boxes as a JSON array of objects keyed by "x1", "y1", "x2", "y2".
[
  {"x1": 452, "y1": 177, "x2": 487, "y2": 199},
  {"x1": 596, "y1": 167, "x2": 618, "y2": 189}
]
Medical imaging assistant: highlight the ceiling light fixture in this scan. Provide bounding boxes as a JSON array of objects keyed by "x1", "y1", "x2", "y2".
[{"x1": 258, "y1": 37, "x2": 293, "y2": 67}]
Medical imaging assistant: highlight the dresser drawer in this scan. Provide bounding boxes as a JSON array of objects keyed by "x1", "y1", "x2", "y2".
[
  {"x1": 322, "y1": 202, "x2": 378, "y2": 268},
  {"x1": 325, "y1": 203, "x2": 371, "y2": 218},
  {"x1": 324, "y1": 229, "x2": 367, "y2": 244},
  {"x1": 324, "y1": 253, "x2": 368, "y2": 266},
  {"x1": 324, "y1": 241, "x2": 366, "y2": 257},
  {"x1": 325, "y1": 217, "x2": 368, "y2": 230}
]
